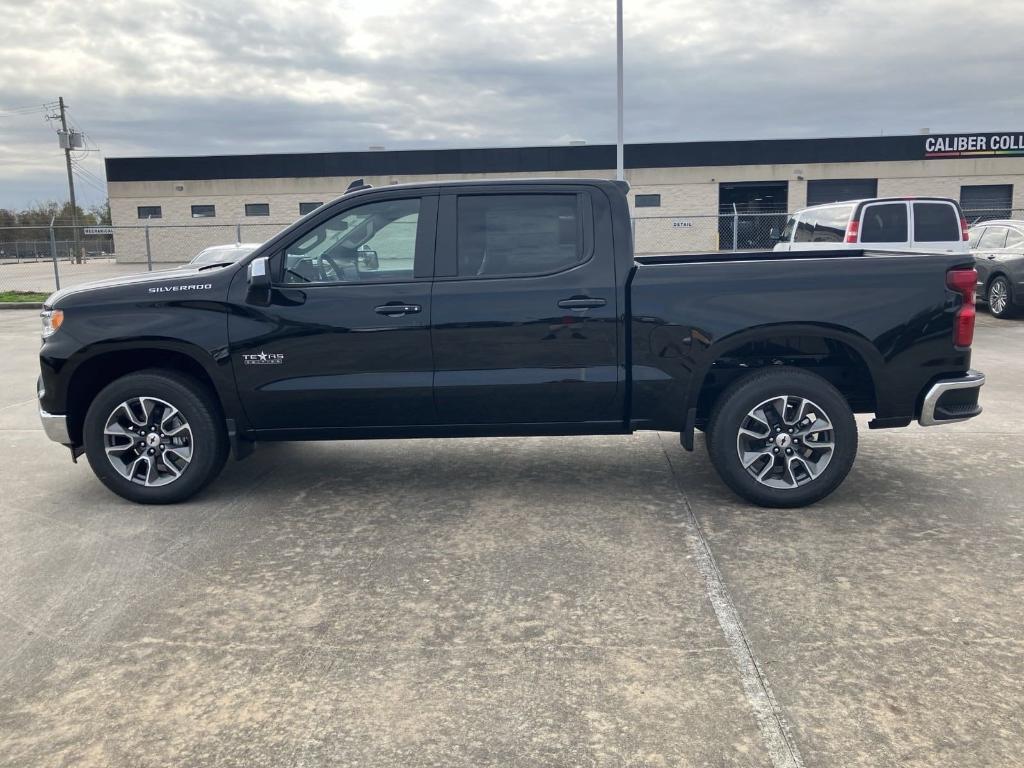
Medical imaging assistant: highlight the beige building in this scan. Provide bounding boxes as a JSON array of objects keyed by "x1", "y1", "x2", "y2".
[{"x1": 105, "y1": 132, "x2": 1024, "y2": 261}]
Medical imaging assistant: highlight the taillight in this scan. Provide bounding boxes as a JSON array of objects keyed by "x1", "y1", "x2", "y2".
[
  {"x1": 960, "y1": 216, "x2": 970, "y2": 242},
  {"x1": 844, "y1": 219, "x2": 859, "y2": 243},
  {"x1": 946, "y1": 267, "x2": 977, "y2": 348}
]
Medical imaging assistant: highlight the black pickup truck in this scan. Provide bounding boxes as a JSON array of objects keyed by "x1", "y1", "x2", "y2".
[{"x1": 38, "y1": 179, "x2": 984, "y2": 507}]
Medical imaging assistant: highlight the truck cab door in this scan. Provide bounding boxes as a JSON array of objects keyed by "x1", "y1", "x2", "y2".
[
  {"x1": 430, "y1": 186, "x2": 622, "y2": 426},
  {"x1": 228, "y1": 194, "x2": 438, "y2": 431}
]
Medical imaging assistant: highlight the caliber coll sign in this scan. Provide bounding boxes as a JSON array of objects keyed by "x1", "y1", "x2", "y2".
[{"x1": 925, "y1": 133, "x2": 1024, "y2": 159}]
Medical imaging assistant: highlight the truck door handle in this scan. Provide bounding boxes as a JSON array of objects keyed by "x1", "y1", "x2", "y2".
[
  {"x1": 374, "y1": 303, "x2": 422, "y2": 316},
  {"x1": 557, "y1": 297, "x2": 607, "y2": 310}
]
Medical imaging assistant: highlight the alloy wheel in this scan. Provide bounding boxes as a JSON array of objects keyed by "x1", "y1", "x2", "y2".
[
  {"x1": 990, "y1": 279, "x2": 1009, "y2": 315},
  {"x1": 736, "y1": 394, "x2": 835, "y2": 489},
  {"x1": 103, "y1": 397, "x2": 194, "y2": 486}
]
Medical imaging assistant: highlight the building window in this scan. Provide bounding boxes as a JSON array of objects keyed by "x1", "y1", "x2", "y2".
[
  {"x1": 137, "y1": 205, "x2": 162, "y2": 219},
  {"x1": 960, "y1": 184, "x2": 1012, "y2": 224},
  {"x1": 806, "y1": 178, "x2": 878, "y2": 206},
  {"x1": 245, "y1": 203, "x2": 270, "y2": 217},
  {"x1": 635, "y1": 194, "x2": 661, "y2": 208},
  {"x1": 191, "y1": 204, "x2": 216, "y2": 218},
  {"x1": 299, "y1": 202, "x2": 323, "y2": 215}
]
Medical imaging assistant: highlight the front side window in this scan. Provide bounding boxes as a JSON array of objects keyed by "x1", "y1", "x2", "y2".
[
  {"x1": 245, "y1": 203, "x2": 270, "y2": 217},
  {"x1": 191, "y1": 204, "x2": 216, "y2": 218},
  {"x1": 913, "y1": 202, "x2": 959, "y2": 242},
  {"x1": 457, "y1": 194, "x2": 581, "y2": 278},
  {"x1": 779, "y1": 215, "x2": 796, "y2": 243},
  {"x1": 978, "y1": 227, "x2": 1007, "y2": 250},
  {"x1": 137, "y1": 205, "x2": 162, "y2": 219},
  {"x1": 968, "y1": 228, "x2": 984, "y2": 249},
  {"x1": 793, "y1": 215, "x2": 814, "y2": 243},
  {"x1": 812, "y1": 205, "x2": 853, "y2": 243},
  {"x1": 860, "y1": 203, "x2": 908, "y2": 243},
  {"x1": 282, "y1": 198, "x2": 420, "y2": 284}
]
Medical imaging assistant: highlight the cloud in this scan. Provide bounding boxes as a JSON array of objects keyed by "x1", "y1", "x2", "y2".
[{"x1": 1, "y1": 0, "x2": 1022, "y2": 207}]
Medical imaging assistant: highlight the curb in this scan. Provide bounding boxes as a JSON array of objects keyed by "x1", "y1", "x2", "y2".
[{"x1": 0, "y1": 303, "x2": 43, "y2": 310}]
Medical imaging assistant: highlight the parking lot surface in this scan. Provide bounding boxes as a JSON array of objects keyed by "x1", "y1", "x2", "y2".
[
  {"x1": 1, "y1": 309, "x2": 1021, "y2": 767},
  {"x1": 0, "y1": 259, "x2": 183, "y2": 295}
]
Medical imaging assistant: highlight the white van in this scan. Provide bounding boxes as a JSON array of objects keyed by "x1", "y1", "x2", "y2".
[{"x1": 773, "y1": 197, "x2": 969, "y2": 254}]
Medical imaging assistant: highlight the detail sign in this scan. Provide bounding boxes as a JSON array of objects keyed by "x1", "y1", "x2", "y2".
[
  {"x1": 671, "y1": 219, "x2": 694, "y2": 228},
  {"x1": 925, "y1": 133, "x2": 1024, "y2": 158}
]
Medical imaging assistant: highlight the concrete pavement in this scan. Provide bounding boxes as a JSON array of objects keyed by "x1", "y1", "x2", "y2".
[{"x1": 0, "y1": 309, "x2": 1021, "y2": 767}]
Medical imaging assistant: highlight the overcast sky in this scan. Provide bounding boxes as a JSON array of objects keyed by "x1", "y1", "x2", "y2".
[{"x1": 1, "y1": 0, "x2": 1022, "y2": 208}]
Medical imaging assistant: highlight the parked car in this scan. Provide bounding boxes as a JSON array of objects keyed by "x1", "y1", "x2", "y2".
[
  {"x1": 38, "y1": 179, "x2": 983, "y2": 508},
  {"x1": 774, "y1": 197, "x2": 969, "y2": 254},
  {"x1": 189, "y1": 243, "x2": 261, "y2": 266},
  {"x1": 968, "y1": 219, "x2": 1024, "y2": 319}
]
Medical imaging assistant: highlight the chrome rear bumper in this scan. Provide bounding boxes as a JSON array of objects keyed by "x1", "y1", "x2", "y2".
[{"x1": 919, "y1": 370, "x2": 985, "y2": 427}]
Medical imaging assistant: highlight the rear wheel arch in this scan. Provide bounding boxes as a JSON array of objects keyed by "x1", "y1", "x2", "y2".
[{"x1": 689, "y1": 325, "x2": 881, "y2": 428}]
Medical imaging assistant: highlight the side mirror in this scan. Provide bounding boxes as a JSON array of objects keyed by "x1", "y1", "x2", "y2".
[
  {"x1": 357, "y1": 248, "x2": 379, "y2": 271},
  {"x1": 247, "y1": 256, "x2": 270, "y2": 288},
  {"x1": 246, "y1": 256, "x2": 271, "y2": 304}
]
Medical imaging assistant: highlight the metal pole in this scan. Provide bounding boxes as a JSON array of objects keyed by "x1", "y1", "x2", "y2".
[
  {"x1": 58, "y1": 97, "x2": 83, "y2": 265},
  {"x1": 49, "y1": 215, "x2": 61, "y2": 291},
  {"x1": 615, "y1": 0, "x2": 624, "y2": 182},
  {"x1": 236, "y1": 222, "x2": 242, "y2": 243},
  {"x1": 732, "y1": 203, "x2": 739, "y2": 252},
  {"x1": 145, "y1": 225, "x2": 152, "y2": 271}
]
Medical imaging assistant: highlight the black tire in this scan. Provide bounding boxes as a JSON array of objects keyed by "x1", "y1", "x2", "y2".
[
  {"x1": 83, "y1": 369, "x2": 228, "y2": 504},
  {"x1": 706, "y1": 367, "x2": 857, "y2": 508},
  {"x1": 987, "y1": 276, "x2": 1018, "y2": 319}
]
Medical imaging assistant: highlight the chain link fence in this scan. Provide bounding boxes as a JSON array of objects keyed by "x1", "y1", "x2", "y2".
[
  {"x1": 0, "y1": 221, "x2": 293, "y2": 298},
  {"x1": 2, "y1": 207, "x2": 1022, "y2": 299}
]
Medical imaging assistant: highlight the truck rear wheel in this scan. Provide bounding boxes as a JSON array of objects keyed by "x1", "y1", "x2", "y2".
[
  {"x1": 706, "y1": 367, "x2": 857, "y2": 508},
  {"x1": 83, "y1": 370, "x2": 228, "y2": 504}
]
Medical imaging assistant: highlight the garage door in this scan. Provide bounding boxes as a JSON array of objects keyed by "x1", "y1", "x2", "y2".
[{"x1": 960, "y1": 184, "x2": 1012, "y2": 223}]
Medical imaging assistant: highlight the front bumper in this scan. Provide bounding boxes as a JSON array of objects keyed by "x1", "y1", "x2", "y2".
[
  {"x1": 919, "y1": 370, "x2": 985, "y2": 426},
  {"x1": 39, "y1": 408, "x2": 72, "y2": 445}
]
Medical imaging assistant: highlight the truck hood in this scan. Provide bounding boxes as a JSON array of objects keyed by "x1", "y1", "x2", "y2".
[{"x1": 44, "y1": 264, "x2": 232, "y2": 308}]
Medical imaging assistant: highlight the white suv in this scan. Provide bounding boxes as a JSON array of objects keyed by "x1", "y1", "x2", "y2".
[{"x1": 774, "y1": 197, "x2": 969, "y2": 254}]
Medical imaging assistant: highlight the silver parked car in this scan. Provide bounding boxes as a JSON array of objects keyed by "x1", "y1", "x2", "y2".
[
  {"x1": 189, "y1": 243, "x2": 262, "y2": 267},
  {"x1": 969, "y1": 220, "x2": 1024, "y2": 319}
]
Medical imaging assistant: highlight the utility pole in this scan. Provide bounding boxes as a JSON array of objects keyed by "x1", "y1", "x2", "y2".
[
  {"x1": 57, "y1": 97, "x2": 83, "y2": 263},
  {"x1": 615, "y1": 0, "x2": 624, "y2": 181}
]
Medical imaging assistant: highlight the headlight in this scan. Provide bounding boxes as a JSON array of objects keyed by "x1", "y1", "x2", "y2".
[{"x1": 40, "y1": 309, "x2": 64, "y2": 338}]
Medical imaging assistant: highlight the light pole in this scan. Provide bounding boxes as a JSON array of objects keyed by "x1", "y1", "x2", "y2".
[{"x1": 616, "y1": 0, "x2": 624, "y2": 181}]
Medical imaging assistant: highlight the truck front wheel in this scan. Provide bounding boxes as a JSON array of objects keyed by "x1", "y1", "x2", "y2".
[
  {"x1": 83, "y1": 370, "x2": 228, "y2": 504},
  {"x1": 706, "y1": 368, "x2": 857, "y2": 508}
]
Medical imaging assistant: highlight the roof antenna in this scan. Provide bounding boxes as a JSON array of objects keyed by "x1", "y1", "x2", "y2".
[{"x1": 346, "y1": 178, "x2": 371, "y2": 193}]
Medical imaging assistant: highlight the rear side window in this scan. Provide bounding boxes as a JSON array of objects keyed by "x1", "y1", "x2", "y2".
[
  {"x1": 860, "y1": 203, "x2": 908, "y2": 243},
  {"x1": 1005, "y1": 229, "x2": 1024, "y2": 249},
  {"x1": 978, "y1": 227, "x2": 1007, "y2": 250},
  {"x1": 913, "y1": 203, "x2": 960, "y2": 242},
  {"x1": 812, "y1": 205, "x2": 853, "y2": 242},
  {"x1": 457, "y1": 194, "x2": 581, "y2": 277}
]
